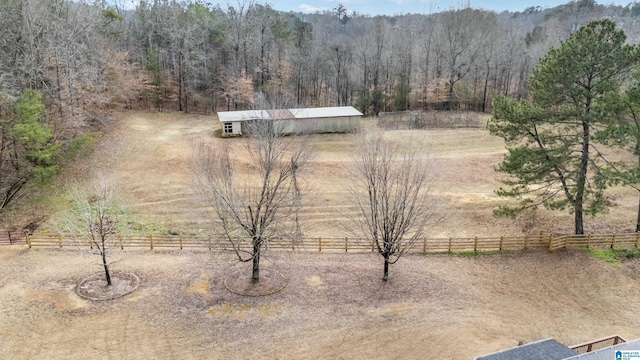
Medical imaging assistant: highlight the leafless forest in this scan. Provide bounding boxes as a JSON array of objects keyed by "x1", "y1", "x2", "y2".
[
  {"x1": 2, "y1": 0, "x2": 640, "y2": 217},
  {"x1": 3, "y1": 0, "x2": 640, "y2": 122}
]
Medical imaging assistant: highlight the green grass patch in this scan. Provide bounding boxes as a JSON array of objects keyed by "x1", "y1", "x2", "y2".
[
  {"x1": 26, "y1": 132, "x2": 103, "y2": 218},
  {"x1": 61, "y1": 131, "x2": 101, "y2": 162},
  {"x1": 621, "y1": 248, "x2": 640, "y2": 259},
  {"x1": 585, "y1": 248, "x2": 622, "y2": 265}
]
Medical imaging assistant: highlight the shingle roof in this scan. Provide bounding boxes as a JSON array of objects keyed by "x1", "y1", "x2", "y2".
[{"x1": 475, "y1": 339, "x2": 579, "y2": 360}]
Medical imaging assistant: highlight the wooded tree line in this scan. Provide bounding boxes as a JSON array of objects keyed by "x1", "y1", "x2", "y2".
[
  {"x1": 2, "y1": 0, "x2": 640, "y2": 215},
  {"x1": 3, "y1": 0, "x2": 640, "y2": 120}
]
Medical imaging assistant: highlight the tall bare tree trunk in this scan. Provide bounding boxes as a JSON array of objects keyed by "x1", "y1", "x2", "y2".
[
  {"x1": 252, "y1": 236, "x2": 261, "y2": 281},
  {"x1": 102, "y1": 248, "x2": 112, "y2": 286},
  {"x1": 636, "y1": 195, "x2": 640, "y2": 232},
  {"x1": 383, "y1": 254, "x2": 389, "y2": 282}
]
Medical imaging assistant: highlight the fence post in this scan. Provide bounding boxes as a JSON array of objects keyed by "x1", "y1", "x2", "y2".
[
  {"x1": 611, "y1": 233, "x2": 616, "y2": 249},
  {"x1": 474, "y1": 236, "x2": 478, "y2": 253},
  {"x1": 149, "y1": 234, "x2": 154, "y2": 250},
  {"x1": 524, "y1": 235, "x2": 528, "y2": 250},
  {"x1": 345, "y1": 237, "x2": 348, "y2": 252},
  {"x1": 292, "y1": 238, "x2": 295, "y2": 251},
  {"x1": 548, "y1": 234, "x2": 554, "y2": 252},
  {"x1": 179, "y1": 236, "x2": 183, "y2": 250},
  {"x1": 318, "y1": 237, "x2": 322, "y2": 252},
  {"x1": 499, "y1": 236, "x2": 503, "y2": 251},
  {"x1": 539, "y1": 230, "x2": 544, "y2": 243},
  {"x1": 587, "y1": 233, "x2": 591, "y2": 248},
  {"x1": 25, "y1": 231, "x2": 31, "y2": 249},
  {"x1": 119, "y1": 236, "x2": 123, "y2": 250},
  {"x1": 448, "y1": 237, "x2": 452, "y2": 253},
  {"x1": 423, "y1": 238, "x2": 426, "y2": 253},
  {"x1": 58, "y1": 234, "x2": 63, "y2": 248},
  {"x1": 636, "y1": 232, "x2": 639, "y2": 248},
  {"x1": 8, "y1": 231, "x2": 12, "y2": 245}
]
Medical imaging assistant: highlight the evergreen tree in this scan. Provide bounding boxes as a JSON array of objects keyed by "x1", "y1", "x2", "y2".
[
  {"x1": 597, "y1": 72, "x2": 640, "y2": 232},
  {"x1": 488, "y1": 19, "x2": 640, "y2": 234},
  {"x1": 0, "y1": 90, "x2": 58, "y2": 209}
]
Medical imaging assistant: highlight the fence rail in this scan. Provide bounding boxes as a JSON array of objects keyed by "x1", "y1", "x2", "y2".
[
  {"x1": 570, "y1": 334, "x2": 627, "y2": 354},
  {"x1": 0, "y1": 230, "x2": 27, "y2": 245},
  {"x1": 2, "y1": 230, "x2": 639, "y2": 253}
]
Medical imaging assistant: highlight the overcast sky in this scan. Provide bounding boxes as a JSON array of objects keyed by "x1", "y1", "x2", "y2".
[
  {"x1": 254, "y1": 0, "x2": 630, "y2": 15},
  {"x1": 114, "y1": 0, "x2": 631, "y2": 15}
]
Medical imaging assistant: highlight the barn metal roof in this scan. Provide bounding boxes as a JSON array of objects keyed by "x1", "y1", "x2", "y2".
[
  {"x1": 217, "y1": 110, "x2": 269, "y2": 122},
  {"x1": 218, "y1": 106, "x2": 363, "y2": 122}
]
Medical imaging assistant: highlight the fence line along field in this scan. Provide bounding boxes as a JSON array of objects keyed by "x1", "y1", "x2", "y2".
[{"x1": 6, "y1": 229, "x2": 640, "y2": 253}]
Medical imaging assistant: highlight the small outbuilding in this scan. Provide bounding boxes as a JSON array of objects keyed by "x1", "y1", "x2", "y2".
[{"x1": 217, "y1": 106, "x2": 363, "y2": 137}]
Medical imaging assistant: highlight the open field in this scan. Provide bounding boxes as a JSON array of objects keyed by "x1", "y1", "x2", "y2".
[
  {"x1": 2, "y1": 112, "x2": 640, "y2": 359},
  {"x1": 2, "y1": 247, "x2": 640, "y2": 359},
  {"x1": 8, "y1": 111, "x2": 635, "y2": 237}
]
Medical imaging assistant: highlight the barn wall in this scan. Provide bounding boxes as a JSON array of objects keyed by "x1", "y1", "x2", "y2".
[
  {"x1": 293, "y1": 116, "x2": 360, "y2": 134},
  {"x1": 273, "y1": 119, "x2": 296, "y2": 134},
  {"x1": 235, "y1": 116, "x2": 361, "y2": 136}
]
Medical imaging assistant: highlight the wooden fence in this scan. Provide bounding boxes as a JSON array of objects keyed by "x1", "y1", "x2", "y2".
[
  {"x1": 0, "y1": 230, "x2": 26, "y2": 246},
  {"x1": 550, "y1": 233, "x2": 640, "y2": 251},
  {"x1": 570, "y1": 334, "x2": 627, "y2": 354},
  {"x1": 1, "y1": 230, "x2": 639, "y2": 253}
]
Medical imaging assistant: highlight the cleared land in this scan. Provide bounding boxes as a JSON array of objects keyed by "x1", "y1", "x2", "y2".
[
  {"x1": 1, "y1": 112, "x2": 640, "y2": 359},
  {"x1": 2, "y1": 248, "x2": 640, "y2": 359},
  {"x1": 24, "y1": 112, "x2": 639, "y2": 237}
]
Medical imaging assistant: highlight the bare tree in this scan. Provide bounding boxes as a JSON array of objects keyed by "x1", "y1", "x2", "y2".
[
  {"x1": 347, "y1": 130, "x2": 441, "y2": 282},
  {"x1": 192, "y1": 119, "x2": 311, "y2": 281},
  {"x1": 65, "y1": 178, "x2": 125, "y2": 286}
]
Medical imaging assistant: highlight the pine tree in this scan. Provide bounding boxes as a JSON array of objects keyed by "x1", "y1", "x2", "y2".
[
  {"x1": 1, "y1": 89, "x2": 58, "y2": 210},
  {"x1": 488, "y1": 19, "x2": 640, "y2": 234}
]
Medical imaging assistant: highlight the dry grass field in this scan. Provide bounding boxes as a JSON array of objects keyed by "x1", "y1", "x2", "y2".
[
  {"x1": 2, "y1": 247, "x2": 640, "y2": 359},
  {"x1": 26, "y1": 111, "x2": 639, "y2": 237},
  {"x1": 2, "y1": 112, "x2": 640, "y2": 359}
]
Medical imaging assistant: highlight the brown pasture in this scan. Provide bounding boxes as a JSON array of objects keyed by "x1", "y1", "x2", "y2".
[{"x1": 1, "y1": 112, "x2": 640, "y2": 359}]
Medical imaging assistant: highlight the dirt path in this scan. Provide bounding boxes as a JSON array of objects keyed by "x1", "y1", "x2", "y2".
[{"x1": 1, "y1": 247, "x2": 640, "y2": 359}]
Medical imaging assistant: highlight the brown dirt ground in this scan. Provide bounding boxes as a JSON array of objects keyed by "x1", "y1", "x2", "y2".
[
  {"x1": 2, "y1": 247, "x2": 640, "y2": 359},
  {"x1": 2, "y1": 112, "x2": 640, "y2": 358}
]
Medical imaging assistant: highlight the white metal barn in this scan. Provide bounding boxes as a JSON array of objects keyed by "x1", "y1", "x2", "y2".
[{"x1": 217, "y1": 106, "x2": 363, "y2": 137}]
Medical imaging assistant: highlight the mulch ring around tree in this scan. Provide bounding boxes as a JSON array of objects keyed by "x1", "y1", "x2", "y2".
[
  {"x1": 76, "y1": 272, "x2": 140, "y2": 301},
  {"x1": 223, "y1": 265, "x2": 288, "y2": 297}
]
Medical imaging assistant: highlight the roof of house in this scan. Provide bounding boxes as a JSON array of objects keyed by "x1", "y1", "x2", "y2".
[
  {"x1": 475, "y1": 339, "x2": 579, "y2": 360},
  {"x1": 564, "y1": 339, "x2": 640, "y2": 360},
  {"x1": 218, "y1": 106, "x2": 363, "y2": 122}
]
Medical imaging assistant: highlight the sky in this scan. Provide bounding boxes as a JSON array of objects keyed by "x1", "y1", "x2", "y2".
[
  {"x1": 114, "y1": 0, "x2": 633, "y2": 15},
  {"x1": 253, "y1": 0, "x2": 632, "y2": 15}
]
